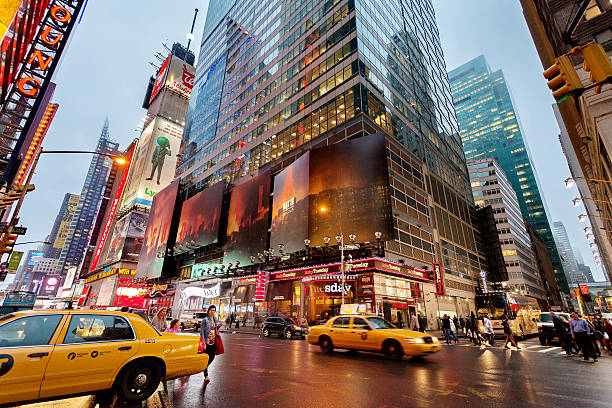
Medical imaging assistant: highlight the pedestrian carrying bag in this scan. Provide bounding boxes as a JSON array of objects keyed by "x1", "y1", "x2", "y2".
[{"x1": 215, "y1": 333, "x2": 224, "y2": 355}]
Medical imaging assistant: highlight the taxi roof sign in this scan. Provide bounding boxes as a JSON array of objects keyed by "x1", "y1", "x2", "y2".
[{"x1": 340, "y1": 304, "x2": 366, "y2": 315}]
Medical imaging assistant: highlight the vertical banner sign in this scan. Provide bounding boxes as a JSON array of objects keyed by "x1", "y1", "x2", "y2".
[
  {"x1": 254, "y1": 270, "x2": 268, "y2": 302},
  {"x1": 1, "y1": 0, "x2": 86, "y2": 183},
  {"x1": 7, "y1": 251, "x2": 23, "y2": 271},
  {"x1": 433, "y1": 263, "x2": 445, "y2": 296}
]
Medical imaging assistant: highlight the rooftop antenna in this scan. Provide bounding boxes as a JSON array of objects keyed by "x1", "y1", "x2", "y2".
[{"x1": 186, "y1": 8, "x2": 199, "y2": 51}]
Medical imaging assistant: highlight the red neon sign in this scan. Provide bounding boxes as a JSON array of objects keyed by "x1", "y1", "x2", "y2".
[{"x1": 89, "y1": 145, "x2": 136, "y2": 270}]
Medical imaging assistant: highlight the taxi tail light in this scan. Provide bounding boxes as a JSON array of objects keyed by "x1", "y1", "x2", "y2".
[{"x1": 198, "y1": 336, "x2": 205, "y2": 354}]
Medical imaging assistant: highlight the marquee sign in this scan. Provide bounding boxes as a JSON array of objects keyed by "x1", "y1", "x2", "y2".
[
  {"x1": 84, "y1": 268, "x2": 136, "y2": 284},
  {"x1": 1, "y1": 0, "x2": 85, "y2": 184}
]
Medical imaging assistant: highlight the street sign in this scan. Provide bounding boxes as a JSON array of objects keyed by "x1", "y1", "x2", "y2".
[
  {"x1": 0, "y1": 225, "x2": 26, "y2": 235},
  {"x1": 12, "y1": 226, "x2": 27, "y2": 235}
]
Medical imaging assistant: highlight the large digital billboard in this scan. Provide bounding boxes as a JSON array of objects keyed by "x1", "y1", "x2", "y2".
[
  {"x1": 176, "y1": 181, "x2": 224, "y2": 253},
  {"x1": 270, "y1": 153, "x2": 309, "y2": 254},
  {"x1": 105, "y1": 212, "x2": 148, "y2": 264},
  {"x1": 136, "y1": 180, "x2": 179, "y2": 279},
  {"x1": 225, "y1": 172, "x2": 271, "y2": 266},
  {"x1": 120, "y1": 117, "x2": 182, "y2": 210},
  {"x1": 308, "y1": 133, "x2": 393, "y2": 246},
  {"x1": 53, "y1": 194, "x2": 79, "y2": 249},
  {"x1": 149, "y1": 54, "x2": 194, "y2": 104}
]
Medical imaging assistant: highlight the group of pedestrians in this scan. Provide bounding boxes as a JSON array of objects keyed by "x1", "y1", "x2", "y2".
[
  {"x1": 450, "y1": 312, "x2": 521, "y2": 350},
  {"x1": 551, "y1": 311, "x2": 611, "y2": 362}
]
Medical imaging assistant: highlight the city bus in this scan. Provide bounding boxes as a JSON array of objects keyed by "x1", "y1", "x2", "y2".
[
  {"x1": 0, "y1": 290, "x2": 37, "y2": 316},
  {"x1": 475, "y1": 292, "x2": 540, "y2": 339}
]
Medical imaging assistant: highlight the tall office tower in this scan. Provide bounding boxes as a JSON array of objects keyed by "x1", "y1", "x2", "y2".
[
  {"x1": 449, "y1": 55, "x2": 568, "y2": 294},
  {"x1": 468, "y1": 159, "x2": 547, "y2": 303},
  {"x1": 552, "y1": 221, "x2": 585, "y2": 283},
  {"x1": 573, "y1": 248, "x2": 595, "y2": 282},
  {"x1": 55, "y1": 119, "x2": 120, "y2": 278},
  {"x1": 168, "y1": 0, "x2": 492, "y2": 320},
  {"x1": 44, "y1": 193, "x2": 80, "y2": 259}
]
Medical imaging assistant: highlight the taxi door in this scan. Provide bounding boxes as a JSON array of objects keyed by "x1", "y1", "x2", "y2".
[
  {"x1": 328, "y1": 317, "x2": 352, "y2": 347},
  {"x1": 40, "y1": 313, "x2": 139, "y2": 399},
  {"x1": 0, "y1": 314, "x2": 66, "y2": 405},
  {"x1": 348, "y1": 317, "x2": 377, "y2": 350}
]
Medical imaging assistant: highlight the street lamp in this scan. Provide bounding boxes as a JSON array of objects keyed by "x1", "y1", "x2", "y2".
[
  {"x1": 572, "y1": 197, "x2": 612, "y2": 206},
  {"x1": 14, "y1": 240, "x2": 52, "y2": 246},
  {"x1": 2, "y1": 149, "x2": 128, "y2": 256},
  {"x1": 579, "y1": 213, "x2": 612, "y2": 222},
  {"x1": 565, "y1": 176, "x2": 612, "y2": 188}
]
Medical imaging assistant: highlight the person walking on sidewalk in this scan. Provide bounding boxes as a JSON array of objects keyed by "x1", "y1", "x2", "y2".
[
  {"x1": 569, "y1": 312, "x2": 597, "y2": 362},
  {"x1": 449, "y1": 317, "x2": 459, "y2": 343},
  {"x1": 483, "y1": 315, "x2": 495, "y2": 346},
  {"x1": 409, "y1": 312, "x2": 420, "y2": 331},
  {"x1": 502, "y1": 315, "x2": 520, "y2": 349},
  {"x1": 441, "y1": 314, "x2": 451, "y2": 343},
  {"x1": 470, "y1": 313, "x2": 481, "y2": 345},
  {"x1": 201, "y1": 305, "x2": 223, "y2": 382}
]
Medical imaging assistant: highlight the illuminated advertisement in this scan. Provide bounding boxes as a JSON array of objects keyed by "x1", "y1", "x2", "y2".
[
  {"x1": 104, "y1": 212, "x2": 148, "y2": 264},
  {"x1": 120, "y1": 117, "x2": 182, "y2": 210},
  {"x1": 308, "y1": 133, "x2": 393, "y2": 246},
  {"x1": 270, "y1": 153, "x2": 309, "y2": 254},
  {"x1": 39, "y1": 275, "x2": 60, "y2": 297},
  {"x1": 176, "y1": 181, "x2": 224, "y2": 253},
  {"x1": 433, "y1": 263, "x2": 445, "y2": 296},
  {"x1": 225, "y1": 172, "x2": 271, "y2": 266},
  {"x1": 53, "y1": 194, "x2": 79, "y2": 249},
  {"x1": 149, "y1": 54, "x2": 171, "y2": 103},
  {"x1": 136, "y1": 179, "x2": 179, "y2": 279},
  {"x1": 149, "y1": 54, "x2": 195, "y2": 104}
]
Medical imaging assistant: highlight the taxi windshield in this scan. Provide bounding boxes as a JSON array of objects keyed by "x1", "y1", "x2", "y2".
[{"x1": 367, "y1": 317, "x2": 395, "y2": 329}]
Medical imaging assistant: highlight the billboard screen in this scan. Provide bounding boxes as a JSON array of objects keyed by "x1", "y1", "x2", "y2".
[
  {"x1": 225, "y1": 172, "x2": 271, "y2": 266},
  {"x1": 136, "y1": 180, "x2": 179, "y2": 279},
  {"x1": 176, "y1": 181, "x2": 224, "y2": 252},
  {"x1": 53, "y1": 194, "x2": 79, "y2": 249},
  {"x1": 120, "y1": 117, "x2": 182, "y2": 210},
  {"x1": 104, "y1": 212, "x2": 148, "y2": 264},
  {"x1": 308, "y1": 133, "x2": 393, "y2": 246},
  {"x1": 39, "y1": 275, "x2": 60, "y2": 298},
  {"x1": 270, "y1": 153, "x2": 309, "y2": 254},
  {"x1": 165, "y1": 55, "x2": 195, "y2": 99},
  {"x1": 149, "y1": 54, "x2": 171, "y2": 104}
]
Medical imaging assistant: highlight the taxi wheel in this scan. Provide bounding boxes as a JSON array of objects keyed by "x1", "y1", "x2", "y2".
[
  {"x1": 263, "y1": 327, "x2": 270, "y2": 337},
  {"x1": 115, "y1": 360, "x2": 162, "y2": 403},
  {"x1": 319, "y1": 336, "x2": 334, "y2": 353},
  {"x1": 383, "y1": 340, "x2": 403, "y2": 361},
  {"x1": 284, "y1": 330, "x2": 293, "y2": 340}
]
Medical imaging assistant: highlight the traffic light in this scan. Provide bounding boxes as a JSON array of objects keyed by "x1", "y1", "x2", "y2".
[
  {"x1": 578, "y1": 42, "x2": 612, "y2": 94},
  {"x1": 0, "y1": 184, "x2": 35, "y2": 209},
  {"x1": 0, "y1": 232, "x2": 18, "y2": 254},
  {"x1": 543, "y1": 55, "x2": 583, "y2": 102}
]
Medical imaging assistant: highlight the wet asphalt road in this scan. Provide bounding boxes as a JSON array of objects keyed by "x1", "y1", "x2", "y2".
[{"x1": 159, "y1": 332, "x2": 612, "y2": 408}]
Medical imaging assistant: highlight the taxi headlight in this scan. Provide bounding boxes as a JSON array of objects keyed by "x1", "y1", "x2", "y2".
[
  {"x1": 405, "y1": 337, "x2": 425, "y2": 344},
  {"x1": 431, "y1": 336, "x2": 439, "y2": 343}
]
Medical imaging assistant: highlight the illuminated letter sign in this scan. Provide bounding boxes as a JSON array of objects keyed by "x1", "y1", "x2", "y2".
[{"x1": 433, "y1": 263, "x2": 445, "y2": 296}]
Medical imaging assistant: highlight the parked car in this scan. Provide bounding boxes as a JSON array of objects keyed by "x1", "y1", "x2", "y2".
[
  {"x1": 537, "y1": 312, "x2": 570, "y2": 345},
  {"x1": 0, "y1": 309, "x2": 208, "y2": 405},
  {"x1": 179, "y1": 312, "x2": 207, "y2": 331},
  {"x1": 261, "y1": 316, "x2": 308, "y2": 339}
]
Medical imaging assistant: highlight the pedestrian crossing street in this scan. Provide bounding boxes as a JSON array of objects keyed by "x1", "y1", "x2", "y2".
[{"x1": 442, "y1": 341, "x2": 571, "y2": 355}]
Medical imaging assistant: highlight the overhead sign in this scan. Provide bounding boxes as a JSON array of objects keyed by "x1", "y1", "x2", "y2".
[
  {"x1": 164, "y1": 55, "x2": 195, "y2": 99},
  {"x1": 433, "y1": 263, "x2": 445, "y2": 296},
  {"x1": 12, "y1": 226, "x2": 27, "y2": 235},
  {"x1": 202, "y1": 283, "x2": 220, "y2": 298},
  {"x1": 84, "y1": 268, "x2": 136, "y2": 284}
]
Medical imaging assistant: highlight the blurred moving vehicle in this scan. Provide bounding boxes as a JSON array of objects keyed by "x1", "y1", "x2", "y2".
[
  {"x1": 261, "y1": 316, "x2": 308, "y2": 339},
  {"x1": 476, "y1": 292, "x2": 540, "y2": 339},
  {"x1": 306, "y1": 314, "x2": 440, "y2": 360},
  {"x1": 0, "y1": 309, "x2": 208, "y2": 405},
  {"x1": 179, "y1": 312, "x2": 207, "y2": 331},
  {"x1": 537, "y1": 312, "x2": 570, "y2": 345}
]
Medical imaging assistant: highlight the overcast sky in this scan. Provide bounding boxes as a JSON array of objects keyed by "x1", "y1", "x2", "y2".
[{"x1": 16, "y1": 0, "x2": 605, "y2": 281}]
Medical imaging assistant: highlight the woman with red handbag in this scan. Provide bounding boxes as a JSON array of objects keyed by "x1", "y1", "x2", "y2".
[{"x1": 200, "y1": 305, "x2": 223, "y2": 382}]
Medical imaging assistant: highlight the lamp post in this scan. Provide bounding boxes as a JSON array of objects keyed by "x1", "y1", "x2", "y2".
[
  {"x1": 336, "y1": 234, "x2": 345, "y2": 305},
  {"x1": 565, "y1": 176, "x2": 612, "y2": 188},
  {"x1": 578, "y1": 213, "x2": 612, "y2": 222},
  {"x1": 572, "y1": 197, "x2": 612, "y2": 206},
  {"x1": 2, "y1": 149, "x2": 127, "y2": 259}
]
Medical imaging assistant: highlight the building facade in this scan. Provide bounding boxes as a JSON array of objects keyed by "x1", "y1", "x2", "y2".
[
  {"x1": 553, "y1": 221, "x2": 587, "y2": 283},
  {"x1": 468, "y1": 159, "x2": 547, "y2": 304},
  {"x1": 44, "y1": 193, "x2": 80, "y2": 259},
  {"x1": 449, "y1": 55, "x2": 568, "y2": 295},
  {"x1": 521, "y1": 0, "x2": 612, "y2": 281},
  {"x1": 55, "y1": 119, "x2": 119, "y2": 279},
  {"x1": 135, "y1": 0, "x2": 502, "y2": 325}
]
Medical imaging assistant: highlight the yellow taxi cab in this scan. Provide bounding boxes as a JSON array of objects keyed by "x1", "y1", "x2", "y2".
[
  {"x1": 306, "y1": 314, "x2": 440, "y2": 360},
  {"x1": 0, "y1": 309, "x2": 209, "y2": 406}
]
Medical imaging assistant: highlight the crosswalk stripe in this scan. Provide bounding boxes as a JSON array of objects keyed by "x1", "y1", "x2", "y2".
[{"x1": 537, "y1": 347, "x2": 557, "y2": 353}]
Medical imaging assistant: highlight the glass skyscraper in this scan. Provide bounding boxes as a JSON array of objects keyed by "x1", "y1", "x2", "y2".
[
  {"x1": 176, "y1": 0, "x2": 496, "y2": 320},
  {"x1": 178, "y1": 0, "x2": 469, "y2": 200},
  {"x1": 56, "y1": 119, "x2": 119, "y2": 278},
  {"x1": 448, "y1": 55, "x2": 568, "y2": 293}
]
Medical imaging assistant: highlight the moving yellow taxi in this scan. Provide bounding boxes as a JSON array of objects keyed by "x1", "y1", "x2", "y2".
[
  {"x1": 306, "y1": 314, "x2": 440, "y2": 360},
  {"x1": 0, "y1": 309, "x2": 208, "y2": 406}
]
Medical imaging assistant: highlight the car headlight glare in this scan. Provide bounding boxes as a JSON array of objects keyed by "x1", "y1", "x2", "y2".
[
  {"x1": 405, "y1": 337, "x2": 425, "y2": 344},
  {"x1": 431, "y1": 336, "x2": 438, "y2": 343}
]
